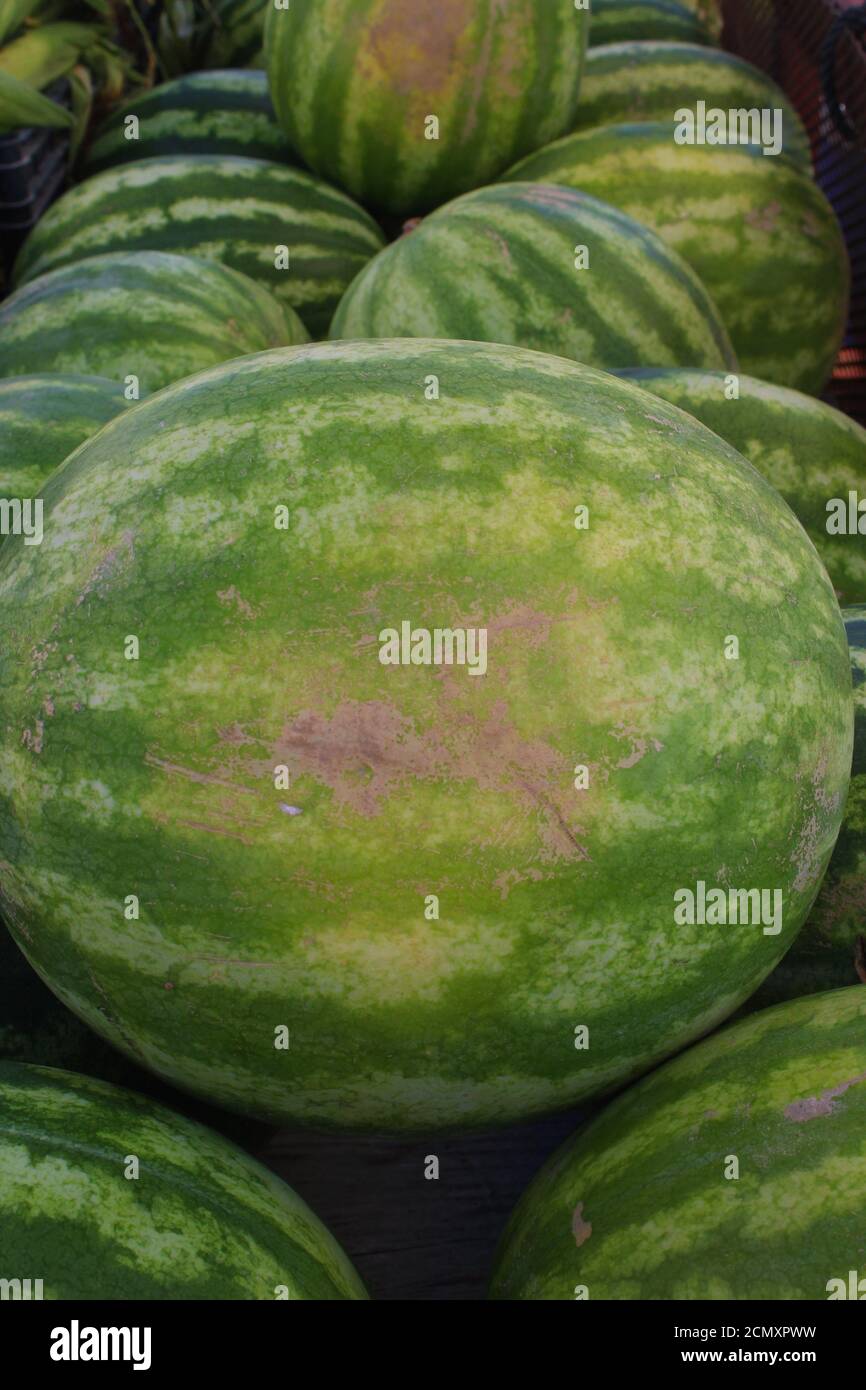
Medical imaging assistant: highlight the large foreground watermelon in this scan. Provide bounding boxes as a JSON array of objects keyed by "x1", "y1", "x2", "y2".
[
  {"x1": 265, "y1": 0, "x2": 589, "y2": 217},
  {"x1": 330, "y1": 183, "x2": 736, "y2": 370},
  {"x1": 590, "y1": 0, "x2": 714, "y2": 47},
  {"x1": 0, "y1": 374, "x2": 125, "y2": 503},
  {"x1": 12, "y1": 156, "x2": 385, "y2": 337},
  {"x1": 490, "y1": 986, "x2": 866, "y2": 1300},
  {"x1": 747, "y1": 609, "x2": 866, "y2": 1010},
  {"x1": 505, "y1": 123, "x2": 848, "y2": 394},
  {"x1": 573, "y1": 42, "x2": 811, "y2": 171},
  {"x1": 0, "y1": 1062, "x2": 365, "y2": 1298},
  {"x1": 613, "y1": 369, "x2": 866, "y2": 601},
  {"x1": 0, "y1": 341, "x2": 851, "y2": 1131},
  {"x1": 0, "y1": 251, "x2": 305, "y2": 395},
  {"x1": 82, "y1": 70, "x2": 294, "y2": 175}
]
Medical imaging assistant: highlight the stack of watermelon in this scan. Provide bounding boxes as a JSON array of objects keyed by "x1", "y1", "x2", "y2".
[{"x1": 0, "y1": 0, "x2": 863, "y2": 1303}]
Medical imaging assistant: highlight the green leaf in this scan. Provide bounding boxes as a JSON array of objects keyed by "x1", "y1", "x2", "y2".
[
  {"x1": 0, "y1": 64, "x2": 73, "y2": 130},
  {"x1": 0, "y1": 0, "x2": 43, "y2": 49}
]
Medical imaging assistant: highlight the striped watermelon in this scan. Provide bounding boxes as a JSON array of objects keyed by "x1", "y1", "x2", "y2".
[
  {"x1": 612, "y1": 368, "x2": 866, "y2": 601},
  {"x1": 0, "y1": 1062, "x2": 366, "y2": 1298},
  {"x1": 82, "y1": 70, "x2": 294, "y2": 176},
  {"x1": 11, "y1": 156, "x2": 386, "y2": 338},
  {"x1": 505, "y1": 124, "x2": 849, "y2": 394},
  {"x1": 490, "y1": 985, "x2": 866, "y2": 1300},
  {"x1": 590, "y1": 0, "x2": 714, "y2": 47},
  {"x1": 0, "y1": 340, "x2": 852, "y2": 1131},
  {"x1": 265, "y1": 0, "x2": 590, "y2": 217},
  {"x1": 0, "y1": 374, "x2": 125, "y2": 503},
  {"x1": 747, "y1": 608, "x2": 866, "y2": 1010},
  {"x1": 0, "y1": 251, "x2": 306, "y2": 396},
  {"x1": 573, "y1": 42, "x2": 812, "y2": 171},
  {"x1": 330, "y1": 183, "x2": 736, "y2": 371}
]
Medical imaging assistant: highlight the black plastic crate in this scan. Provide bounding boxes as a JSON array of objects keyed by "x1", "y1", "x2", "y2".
[
  {"x1": 0, "y1": 78, "x2": 71, "y2": 274},
  {"x1": 723, "y1": 0, "x2": 866, "y2": 425},
  {"x1": 0, "y1": 137, "x2": 67, "y2": 227}
]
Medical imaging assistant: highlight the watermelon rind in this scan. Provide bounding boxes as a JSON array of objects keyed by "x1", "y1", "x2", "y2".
[
  {"x1": 82, "y1": 70, "x2": 295, "y2": 176},
  {"x1": 0, "y1": 374, "x2": 126, "y2": 503},
  {"x1": 0, "y1": 250, "x2": 307, "y2": 396},
  {"x1": 504, "y1": 123, "x2": 849, "y2": 394},
  {"x1": 611, "y1": 369, "x2": 866, "y2": 602},
  {"x1": 265, "y1": 0, "x2": 590, "y2": 216},
  {"x1": 11, "y1": 155, "x2": 386, "y2": 339},
  {"x1": 746, "y1": 608, "x2": 866, "y2": 1009},
  {"x1": 330, "y1": 181, "x2": 737, "y2": 372},
  {"x1": 573, "y1": 41, "x2": 812, "y2": 173},
  {"x1": 590, "y1": 0, "x2": 714, "y2": 47},
  {"x1": 0, "y1": 339, "x2": 852, "y2": 1131},
  {"x1": 0, "y1": 1060, "x2": 367, "y2": 1298},
  {"x1": 489, "y1": 985, "x2": 866, "y2": 1300}
]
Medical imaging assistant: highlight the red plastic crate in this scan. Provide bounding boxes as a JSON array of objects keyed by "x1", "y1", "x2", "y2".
[{"x1": 722, "y1": 0, "x2": 866, "y2": 424}]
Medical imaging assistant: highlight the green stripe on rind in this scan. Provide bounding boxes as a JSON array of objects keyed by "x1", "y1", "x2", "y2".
[
  {"x1": 748, "y1": 608, "x2": 866, "y2": 1008},
  {"x1": 611, "y1": 368, "x2": 866, "y2": 600},
  {"x1": 0, "y1": 251, "x2": 306, "y2": 396},
  {"x1": 573, "y1": 42, "x2": 812, "y2": 171},
  {"x1": 0, "y1": 1062, "x2": 366, "y2": 1299},
  {"x1": 490, "y1": 986, "x2": 866, "y2": 1300},
  {"x1": 82, "y1": 70, "x2": 295, "y2": 176},
  {"x1": 0, "y1": 340, "x2": 851, "y2": 1131},
  {"x1": 590, "y1": 0, "x2": 714, "y2": 47},
  {"x1": 265, "y1": 0, "x2": 590, "y2": 217},
  {"x1": 504, "y1": 124, "x2": 848, "y2": 394},
  {"x1": 330, "y1": 182, "x2": 736, "y2": 371},
  {"x1": 0, "y1": 374, "x2": 126, "y2": 501},
  {"x1": 12, "y1": 156, "x2": 386, "y2": 339}
]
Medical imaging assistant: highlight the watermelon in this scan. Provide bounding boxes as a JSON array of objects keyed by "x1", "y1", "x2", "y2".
[
  {"x1": 0, "y1": 339, "x2": 852, "y2": 1131},
  {"x1": 0, "y1": 251, "x2": 306, "y2": 396},
  {"x1": 504, "y1": 123, "x2": 849, "y2": 394},
  {"x1": 201, "y1": 0, "x2": 268, "y2": 69},
  {"x1": 0, "y1": 374, "x2": 125, "y2": 503},
  {"x1": 590, "y1": 0, "x2": 714, "y2": 47},
  {"x1": 746, "y1": 609, "x2": 866, "y2": 1010},
  {"x1": 573, "y1": 42, "x2": 812, "y2": 172},
  {"x1": 82, "y1": 70, "x2": 294, "y2": 176},
  {"x1": 265, "y1": 0, "x2": 590, "y2": 217},
  {"x1": 612, "y1": 369, "x2": 866, "y2": 602},
  {"x1": 490, "y1": 985, "x2": 866, "y2": 1300},
  {"x1": 330, "y1": 183, "x2": 736, "y2": 371},
  {"x1": 0, "y1": 1061, "x2": 366, "y2": 1298},
  {"x1": 11, "y1": 156, "x2": 386, "y2": 338}
]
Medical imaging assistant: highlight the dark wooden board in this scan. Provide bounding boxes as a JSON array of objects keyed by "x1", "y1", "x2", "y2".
[{"x1": 260, "y1": 1107, "x2": 592, "y2": 1301}]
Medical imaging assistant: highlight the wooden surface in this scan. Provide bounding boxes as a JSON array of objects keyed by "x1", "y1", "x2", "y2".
[{"x1": 260, "y1": 1107, "x2": 592, "y2": 1301}]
